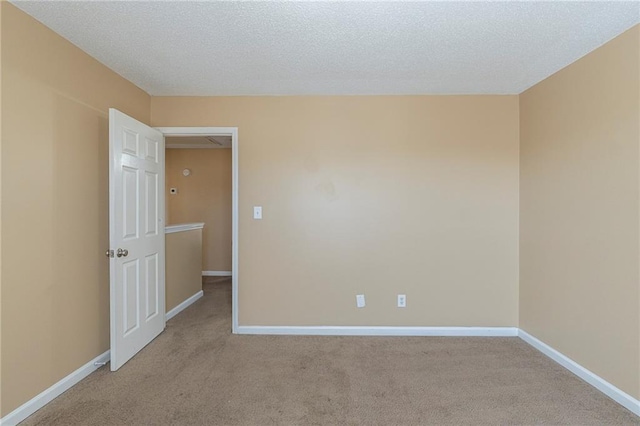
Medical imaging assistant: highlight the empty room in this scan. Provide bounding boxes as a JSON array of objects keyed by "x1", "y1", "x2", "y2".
[{"x1": 1, "y1": 1, "x2": 639, "y2": 425}]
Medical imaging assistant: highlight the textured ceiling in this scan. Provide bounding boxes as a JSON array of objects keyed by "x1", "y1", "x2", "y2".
[{"x1": 11, "y1": 1, "x2": 640, "y2": 96}]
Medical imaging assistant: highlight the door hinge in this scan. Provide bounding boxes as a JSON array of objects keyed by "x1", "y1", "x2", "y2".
[{"x1": 105, "y1": 249, "x2": 115, "y2": 258}]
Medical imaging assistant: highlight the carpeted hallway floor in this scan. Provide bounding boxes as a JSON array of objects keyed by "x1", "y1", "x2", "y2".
[{"x1": 22, "y1": 277, "x2": 639, "y2": 425}]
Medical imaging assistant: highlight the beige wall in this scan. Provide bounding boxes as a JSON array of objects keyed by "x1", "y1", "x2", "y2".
[
  {"x1": 520, "y1": 25, "x2": 640, "y2": 399},
  {"x1": 166, "y1": 229, "x2": 203, "y2": 312},
  {"x1": 152, "y1": 96, "x2": 521, "y2": 327},
  {"x1": 6, "y1": 0, "x2": 636, "y2": 415},
  {"x1": 166, "y1": 149, "x2": 232, "y2": 271},
  {"x1": 0, "y1": 3, "x2": 151, "y2": 416}
]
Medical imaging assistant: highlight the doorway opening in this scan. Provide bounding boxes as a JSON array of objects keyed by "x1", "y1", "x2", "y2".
[{"x1": 157, "y1": 127, "x2": 238, "y2": 333}]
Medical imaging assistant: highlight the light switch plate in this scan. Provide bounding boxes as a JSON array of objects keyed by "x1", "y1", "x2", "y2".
[
  {"x1": 356, "y1": 294, "x2": 365, "y2": 308},
  {"x1": 253, "y1": 206, "x2": 262, "y2": 220}
]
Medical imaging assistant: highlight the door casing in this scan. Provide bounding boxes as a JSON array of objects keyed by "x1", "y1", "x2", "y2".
[{"x1": 157, "y1": 127, "x2": 239, "y2": 333}]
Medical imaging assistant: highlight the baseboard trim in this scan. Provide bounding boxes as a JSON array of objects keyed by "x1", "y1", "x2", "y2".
[
  {"x1": 202, "y1": 271, "x2": 232, "y2": 277},
  {"x1": 0, "y1": 350, "x2": 110, "y2": 426},
  {"x1": 2, "y1": 327, "x2": 636, "y2": 424},
  {"x1": 236, "y1": 326, "x2": 519, "y2": 337},
  {"x1": 166, "y1": 290, "x2": 204, "y2": 321},
  {"x1": 518, "y1": 329, "x2": 640, "y2": 416}
]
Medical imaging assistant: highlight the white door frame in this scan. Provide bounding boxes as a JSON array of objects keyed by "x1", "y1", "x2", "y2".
[{"x1": 156, "y1": 127, "x2": 239, "y2": 333}]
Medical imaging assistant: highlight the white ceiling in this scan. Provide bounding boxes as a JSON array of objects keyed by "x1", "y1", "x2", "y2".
[
  {"x1": 166, "y1": 136, "x2": 231, "y2": 148},
  {"x1": 11, "y1": 1, "x2": 640, "y2": 96}
]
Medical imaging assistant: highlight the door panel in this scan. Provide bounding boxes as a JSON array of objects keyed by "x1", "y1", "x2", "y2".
[
  {"x1": 145, "y1": 137, "x2": 159, "y2": 162},
  {"x1": 123, "y1": 260, "x2": 140, "y2": 336},
  {"x1": 122, "y1": 166, "x2": 139, "y2": 240},
  {"x1": 145, "y1": 171, "x2": 158, "y2": 236},
  {"x1": 145, "y1": 253, "x2": 159, "y2": 319},
  {"x1": 110, "y1": 108, "x2": 165, "y2": 371}
]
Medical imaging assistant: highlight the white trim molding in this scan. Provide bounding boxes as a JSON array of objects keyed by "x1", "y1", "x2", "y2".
[
  {"x1": 2, "y1": 327, "x2": 637, "y2": 423},
  {"x1": 230, "y1": 127, "x2": 239, "y2": 334},
  {"x1": 156, "y1": 127, "x2": 237, "y2": 137},
  {"x1": 166, "y1": 144, "x2": 230, "y2": 149},
  {"x1": 166, "y1": 290, "x2": 204, "y2": 321},
  {"x1": 518, "y1": 329, "x2": 640, "y2": 416},
  {"x1": 202, "y1": 271, "x2": 232, "y2": 277},
  {"x1": 236, "y1": 326, "x2": 519, "y2": 337},
  {"x1": 0, "y1": 350, "x2": 110, "y2": 426},
  {"x1": 165, "y1": 222, "x2": 204, "y2": 234}
]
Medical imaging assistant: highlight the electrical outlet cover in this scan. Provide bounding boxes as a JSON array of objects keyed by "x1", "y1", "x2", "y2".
[
  {"x1": 253, "y1": 206, "x2": 262, "y2": 219},
  {"x1": 397, "y1": 294, "x2": 407, "y2": 308}
]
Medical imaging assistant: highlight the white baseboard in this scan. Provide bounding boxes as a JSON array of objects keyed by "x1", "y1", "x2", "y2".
[
  {"x1": 166, "y1": 290, "x2": 204, "y2": 321},
  {"x1": 0, "y1": 350, "x2": 110, "y2": 426},
  {"x1": 0, "y1": 289, "x2": 203, "y2": 425},
  {"x1": 518, "y1": 329, "x2": 640, "y2": 416},
  {"x1": 2, "y1": 326, "x2": 636, "y2": 424},
  {"x1": 236, "y1": 326, "x2": 519, "y2": 337},
  {"x1": 202, "y1": 271, "x2": 232, "y2": 277}
]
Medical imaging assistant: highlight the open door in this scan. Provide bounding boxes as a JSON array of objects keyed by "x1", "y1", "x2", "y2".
[{"x1": 108, "y1": 108, "x2": 165, "y2": 371}]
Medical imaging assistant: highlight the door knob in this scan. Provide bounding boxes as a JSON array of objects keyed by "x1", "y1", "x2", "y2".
[{"x1": 117, "y1": 248, "x2": 129, "y2": 258}]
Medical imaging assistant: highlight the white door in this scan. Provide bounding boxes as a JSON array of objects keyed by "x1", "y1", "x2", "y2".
[{"x1": 109, "y1": 108, "x2": 165, "y2": 371}]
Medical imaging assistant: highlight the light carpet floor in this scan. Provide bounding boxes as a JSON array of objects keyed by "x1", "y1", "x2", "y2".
[{"x1": 22, "y1": 277, "x2": 639, "y2": 425}]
